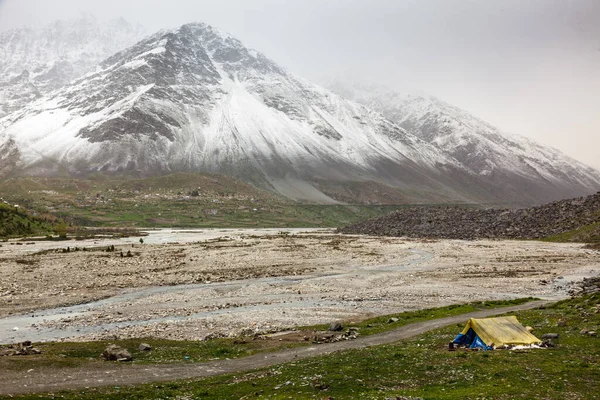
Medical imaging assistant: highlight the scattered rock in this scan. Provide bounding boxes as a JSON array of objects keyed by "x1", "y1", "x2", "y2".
[
  {"x1": 587, "y1": 331, "x2": 597, "y2": 337},
  {"x1": 328, "y1": 322, "x2": 343, "y2": 332},
  {"x1": 570, "y1": 277, "x2": 600, "y2": 296},
  {"x1": 557, "y1": 319, "x2": 567, "y2": 327},
  {"x1": 388, "y1": 317, "x2": 399, "y2": 323},
  {"x1": 1, "y1": 342, "x2": 43, "y2": 356},
  {"x1": 102, "y1": 344, "x2": 132, "y2": 361}
]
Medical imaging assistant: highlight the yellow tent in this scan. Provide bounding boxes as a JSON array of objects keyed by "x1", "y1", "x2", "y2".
[{"x1": 453, "y1": 316, "x2": 541, "y2": 349}]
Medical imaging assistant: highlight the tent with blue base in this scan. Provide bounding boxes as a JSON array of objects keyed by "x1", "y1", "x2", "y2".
[{"x1": 453, "y1": 316, "x2": 541, "y2": 350}]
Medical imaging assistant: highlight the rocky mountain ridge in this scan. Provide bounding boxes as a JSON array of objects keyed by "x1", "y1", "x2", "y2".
[
  {"x1": 0, "y1": 22, "x2": 501, "y2": 204},
  {"x1": 0, "y1": 20, "x2": 598, "y2": 205},
  {"x1": 327, "y1": 82, "x2": 600, "y2": 204}
]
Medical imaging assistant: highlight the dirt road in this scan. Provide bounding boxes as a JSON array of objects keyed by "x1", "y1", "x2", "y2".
[{"x1": 0, "y1": 300, "x2": 550, "y2": 396}]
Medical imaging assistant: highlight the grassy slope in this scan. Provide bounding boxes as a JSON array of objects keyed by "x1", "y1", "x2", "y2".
[
  {"x1": 0, "y1": 202, "x2": 55, "y2": 238},
  {"x1": 545, "y1": 221, "x2": 600, "y2": 244},
  {"x1": 5, "y1": 296, "x2": 600, "y2": 399},
  {"x1": 0, "y1": 174, "x2": 417, "y2": 228}
]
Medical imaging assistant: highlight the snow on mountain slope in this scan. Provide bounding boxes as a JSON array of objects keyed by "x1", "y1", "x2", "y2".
[
  {"x1": 0, "y1": 15, "x2": 145, "y2": 117},
  {"x1": 0, "y1": 22, "x2": 494, "y2": 204},
  {"x1": 328, "y1": 82, "x2": 600, "y2": 204}
]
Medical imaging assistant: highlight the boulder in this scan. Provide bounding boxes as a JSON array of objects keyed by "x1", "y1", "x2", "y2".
[
  {"x1": 138, "y1": 343, "x2": 152, "y2": 351},
  {"x1": 328, "y1": 322, "x2": 343, "y2": 332},
  {"x1": 102, "y1": 344, "x2": 132, "y2": 361}
]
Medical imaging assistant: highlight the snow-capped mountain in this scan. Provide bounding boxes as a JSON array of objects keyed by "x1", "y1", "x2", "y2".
[
  {"x1": 2, "y1": 22, "x2": 597, "y2": 205},
  {"x1": 328, "y1": 82, "x2": 600, "y2": 204},
  {"x1": 0, "y1": 16, "x2": 145, "y2": 117},
  {"x1": 0, "y1": 22, "x2": 503, "y2": 204}
]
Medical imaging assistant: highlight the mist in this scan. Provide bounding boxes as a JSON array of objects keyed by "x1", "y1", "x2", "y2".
[{"x1": 1, "y1": 0, "x2": 598, "y2": 169}]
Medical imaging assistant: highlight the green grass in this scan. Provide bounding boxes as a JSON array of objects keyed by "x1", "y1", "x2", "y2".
[
  {"x1": 545, "y1": 221, "x2": 600, "y2": 244},
  {"x1": 0, "y1": 338, "x2": 301, "y2": 372},
  {"x1": 298, "y1": 297, "x2": 537, "y2": 336},
  {"x1": 6, "y1": 294, "x2": 597, "y2": 399},
  {"x1": 0, "y1": 174, "x2": 476, "y2": 229},
  {"x1": 0, "y1": 202, "x2": 55, "y2": 238},
  {"x1": 0, "y1": 298, "x2": 535, "y2": 373}
]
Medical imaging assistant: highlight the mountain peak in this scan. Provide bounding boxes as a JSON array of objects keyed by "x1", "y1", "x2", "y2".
[
  {"x1": 0, "y1": 21, "x2": 482, "y2": 204},
  {"x1": 0, "y1": 16, "x2": 146, "y2": 118}
]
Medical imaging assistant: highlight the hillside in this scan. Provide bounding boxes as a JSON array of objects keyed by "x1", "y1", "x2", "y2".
[
  {"x1": 340, "y1": 191, "x2": 600, "y2": 242},
  {"x1": 3, "y1": 22, "x2": 597, "y2": 206},
  {"x1": 0, "y1": 173, "x2": 403, "y2": 228},
  {"x1": 0, "y1": 201, "x2": 55, "y2": 238}
]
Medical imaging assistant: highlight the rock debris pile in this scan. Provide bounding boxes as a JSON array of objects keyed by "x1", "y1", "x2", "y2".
[
  {"x1": 569, "y1": 277, "x2": 600, "y2": 297},
  {"x1": 0, "y1": 341, "x2": 41, "y2": 356},
  {"x1": 340, "y1": 192, "x2": 600, "y2": 241}
]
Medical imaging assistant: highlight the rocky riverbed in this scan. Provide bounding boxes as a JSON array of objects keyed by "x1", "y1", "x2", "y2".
[{"x1": 1, "y1": 229, "x2": 599, "y2": 343}]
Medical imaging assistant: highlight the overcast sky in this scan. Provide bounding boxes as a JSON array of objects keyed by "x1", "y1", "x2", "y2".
[{"x1": 1, "y1": 0, "x2": 599, "y2": 169}]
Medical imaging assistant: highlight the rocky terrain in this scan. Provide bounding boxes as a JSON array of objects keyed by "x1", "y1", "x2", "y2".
[
  {"x1": 1, "y1": 229, "x2": 598, "y2": 343},
  {"x1": 340, "y1": 192, "x2": 600, "y2": 241}
]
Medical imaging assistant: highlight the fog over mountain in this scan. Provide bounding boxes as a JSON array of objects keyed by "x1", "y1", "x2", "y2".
[
  {"x1": 0, "y1": 15, "x2": 145, "y2": 117},
  {"x1": 0, "y1": 18, "x2": 598, "y2": 205},
  {"x1": 1, "y1": 0, "x2": 598, "y2": 170}
]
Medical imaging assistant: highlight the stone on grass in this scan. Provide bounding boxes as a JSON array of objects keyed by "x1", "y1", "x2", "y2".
[
  {"x1": 542, "y1": 333, "x2": 559, "y2": 340},
  {"x1": 138, "y1": 343, "x2": 152, "y2": 351},
  {"x1": 328, "y1": 322, "x2": 343, "y2": 332},
  {"x1": 102, "y1": 344, "x2": 132, "y2": 362}
]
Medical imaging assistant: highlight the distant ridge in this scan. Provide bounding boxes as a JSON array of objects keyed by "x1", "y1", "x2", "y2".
[{"x1": 327, "y1": 81, "x2": 600, "y2": 204}]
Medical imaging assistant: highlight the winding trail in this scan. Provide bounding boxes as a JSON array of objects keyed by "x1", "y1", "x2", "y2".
[{"x1": 0, "y1": 300, "x2": 551, "y2": 396}]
